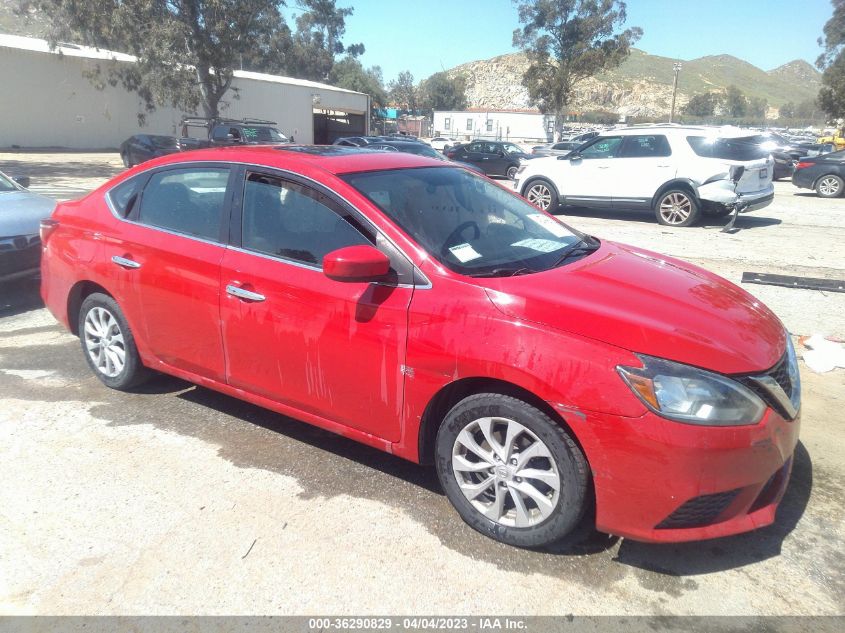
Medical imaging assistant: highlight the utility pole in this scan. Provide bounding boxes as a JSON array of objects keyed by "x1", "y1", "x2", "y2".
[{"x1": 669, "y1": 62, "x2": 682, "y2": 123}]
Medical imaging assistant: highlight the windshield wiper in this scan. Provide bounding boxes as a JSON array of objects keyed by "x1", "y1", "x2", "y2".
[
  {"x1": 468, "y1": 266, "x2": 535, "y2": 278},
  {"x1": 549, "y1": 239, "x2": 600, "y2": 269}
]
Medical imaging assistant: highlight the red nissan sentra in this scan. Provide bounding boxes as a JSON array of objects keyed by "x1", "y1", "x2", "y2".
[{"x1": 40, "y1": 146, "x2": 801, "y2": 548}]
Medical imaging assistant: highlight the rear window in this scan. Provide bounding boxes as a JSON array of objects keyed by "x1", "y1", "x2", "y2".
[
  {"x1": 138, "y1": 168, "x2": 229, "y2": 240},
  {"x1": 108, "y1": 175, "x2": 144, "y2": 217},
  {"x1": 687, "y1": 136, "x2": 769, "y2": 161}
]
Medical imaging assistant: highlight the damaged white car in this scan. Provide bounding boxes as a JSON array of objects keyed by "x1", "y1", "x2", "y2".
[{"x1": 513, "y1": 125, "x2": 774, "y2": 227}]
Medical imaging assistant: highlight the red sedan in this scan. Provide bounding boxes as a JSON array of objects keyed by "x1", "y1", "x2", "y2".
[{"x1": 40, "y1": 146, "x2": 801, "y2": 547}]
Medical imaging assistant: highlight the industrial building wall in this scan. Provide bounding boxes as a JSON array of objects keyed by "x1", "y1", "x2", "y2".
[{"x1": 0, "y1": 40, "x2": 368, "y2": 149}]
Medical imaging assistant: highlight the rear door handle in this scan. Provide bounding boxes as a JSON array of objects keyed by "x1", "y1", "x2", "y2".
[
  {"x1": 111, "y1": 255, "x2": 141, "y2": 269},
  {"x1": 226, "y1": 284, "x2": 266, "y2": 302}
]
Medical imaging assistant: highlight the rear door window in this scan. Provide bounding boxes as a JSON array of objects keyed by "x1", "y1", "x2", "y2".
[
  {"x1": 137, "y1": 168, "x2": 230, "y2": 241},
  {"x1": 687, "y1": 136, "x2": 769, "y2": 161},
  {"x1": 620, "y1": 135, "x2": 672, "y2": 158}
]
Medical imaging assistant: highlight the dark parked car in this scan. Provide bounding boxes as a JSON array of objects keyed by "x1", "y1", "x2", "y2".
[
  {"x1": 333, "y1": 135, "x2": 424, "y2": 147},
  {"x1": 792, "y1": 150, "x2": 845, "y2": 197},
  {"x1": 119, "y1": 134, "x2": 181, "y2": 168},
  {"x1": 445, "y1": 140, "x2": 531, "y2": 179},
  {"x1": 0, "y1": 171, "x2": 55, "y2": 281},
  {"x1": 365, "y1": 140, "x2": 486, "y2": 175}
]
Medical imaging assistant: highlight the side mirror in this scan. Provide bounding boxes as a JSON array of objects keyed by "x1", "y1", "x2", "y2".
[
  {"x1": 566, "y1": 153, "x2": 581, "y2": 161},
  {"x1": 323, "y1": 245, "x2": 390, "y2": 282},
  {"x1": 729, "y1": 165, "x2": 745, "y2": 183},
  {"x1": 12, "y1": 176, "x2": 30, "y2": 188}
]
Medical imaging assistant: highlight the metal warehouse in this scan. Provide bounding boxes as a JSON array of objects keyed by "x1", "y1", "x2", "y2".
[{"x1": 0, "y1": 34, "x2": 370, "y2": 149}]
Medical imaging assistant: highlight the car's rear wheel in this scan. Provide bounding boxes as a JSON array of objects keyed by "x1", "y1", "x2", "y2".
[
  {"x1": 121, "y1": 152, "x2": 131, "y2": 168},
  {"x1": 435, "y1": 393, "x2": 589, "y2": 548},
  {"x1": 79, "y1": 293, "x2": 150, "y2": 390},
  {"x1": 506, "y1": 165, "x2": 519, "y2": 180},
  {"x1": 655, "y1": 189, "x2": 700, "y2": 227},
  {"x1": 524, "y1": 179, "x2": 559, "y2": 212},
  {"x1": 816, "y1": 174, "x2": 843, "y2": 198}
]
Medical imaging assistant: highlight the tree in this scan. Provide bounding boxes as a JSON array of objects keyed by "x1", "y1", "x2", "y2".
[
  {"x1": 388, "y1": 70, "x2": 417, "y2": 111},
  {"x1": 779, "y1": 101, "x2": 796, "y2": 119},
  {"x1": 329, "y1": 56, "x2": 388, "y2": 107},
  {"x1": 725, "y1": 85, "x2": 747, "y2": 117},
  {"x1": 748, "y1": 96, "x2": 767, "y2": 120},
  {"x1": 817, "y1": 0, "x2": 845, "y2": 120},
  {"x1": 275, "y1": 0, "x2": 365, "y2": 82},
  {"x1": 512, "y1": 0, "x2": 641, "y2": 133},
  {"x1": 418, "y1": 72, "x2": 467, "y2": 113},
  {"x1": 683, "y1": 92, "x2": 717, "y2": 117},
  {"x1": 21, "y1": 0, "x2": 286, "y2": 120}
]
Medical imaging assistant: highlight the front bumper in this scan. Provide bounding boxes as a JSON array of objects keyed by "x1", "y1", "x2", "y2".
[{"x1": 555, "y1": 405, "x2": 800, "y2": 543}]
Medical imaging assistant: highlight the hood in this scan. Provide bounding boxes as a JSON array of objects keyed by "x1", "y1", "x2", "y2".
[
  {"x1": 481, "y1": 241, "x2": 785, "y2": 375},
  {"x1": 0, "y1": 191, "x2": 57, "y2": 237}
]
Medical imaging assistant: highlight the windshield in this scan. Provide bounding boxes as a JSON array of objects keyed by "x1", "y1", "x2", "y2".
[
  {"x1": 0, "y1": 172, "x2": 19, "y2": 192},
  {"x1": 343, "y1": 167, "x2": 588, "y2": 276},
  {"x1": 241, "y1": 126, "x2": 288, "y2": 143}
]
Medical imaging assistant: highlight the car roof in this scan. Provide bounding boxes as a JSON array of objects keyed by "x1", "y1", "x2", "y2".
[
  {"x1": 129, "y1": 144, "x2": 445, "y2": 176},
  {"x1": 600, "y1": 125, "x2": 763, "y2": 139}
]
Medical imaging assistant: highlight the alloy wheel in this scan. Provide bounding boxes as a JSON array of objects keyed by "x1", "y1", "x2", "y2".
[
  {"x1": 819, "y1": 176, "x2": 840, "y2": 196},
  {"x1": 451, "y1": 416, "x2": 561, "y2": 528},
  {"x1": 526, "y1": 183, "x2": 552, "y2": 210},
  {"x1": 83, "y1": 307, "x2": 126, "y2": 378},
  {"x1": 659, "y1": 192, "x2": 693, "y2": 225}
]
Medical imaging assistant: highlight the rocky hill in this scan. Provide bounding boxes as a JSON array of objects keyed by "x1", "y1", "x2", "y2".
[{"x1": 447, "y1": 49, "x2": 822, "y2": 119}]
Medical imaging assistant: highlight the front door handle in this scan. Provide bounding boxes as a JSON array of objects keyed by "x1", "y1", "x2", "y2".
[
  {"x1": 226, "y1": 284, "x2": 266, "y2": 302},
  {"x1": 111, "y1": 255, "x2": 141, "y2": 269}
]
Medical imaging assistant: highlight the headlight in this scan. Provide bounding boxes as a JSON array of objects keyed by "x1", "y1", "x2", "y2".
[{"x1": 617, "y1": 355, "x2": 766, "y2": 426}]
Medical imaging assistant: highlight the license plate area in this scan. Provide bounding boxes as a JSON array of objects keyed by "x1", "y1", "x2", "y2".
[{"x1": 759, "y1": 167, "x2": 768, "y2": 181}]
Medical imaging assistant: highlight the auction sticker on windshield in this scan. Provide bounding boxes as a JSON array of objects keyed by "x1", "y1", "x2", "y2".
[
  {"x1": 511, "y1": 238, "x2": 562, "y2": 253},
  {"x1": 449, "y1": 243, "x2": 482, "y2": 262}
]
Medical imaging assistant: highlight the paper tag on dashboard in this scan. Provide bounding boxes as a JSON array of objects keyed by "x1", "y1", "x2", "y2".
[
  {"x1": 528, "y1": 213, "x2": 567, "y2": 238},
  {"x1": 449, "y1": 243, "x2": 482, "y2": 263},
  {"x1": 511, "y1": 238, "x2": 562, "y2": 253}
]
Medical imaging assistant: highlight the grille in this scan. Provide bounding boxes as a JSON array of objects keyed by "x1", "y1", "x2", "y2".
[
  {"x1": 737, "y1": 352, "x2": 797, "y2": 419},
  {"x1": 655, "y1": 489, "x2": 741, "y2": 530}
]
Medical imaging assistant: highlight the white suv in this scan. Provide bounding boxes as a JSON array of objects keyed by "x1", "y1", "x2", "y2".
[{"x1": 513, "y1": 126, "x2": 775, "y2": 227}]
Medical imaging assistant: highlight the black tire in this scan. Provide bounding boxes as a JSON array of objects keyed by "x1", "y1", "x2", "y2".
[
  {"x1": 815, "y1": 174, "x2": 844, "y2": 198},
  {"x1": 435, "y1": 393, "x2": 589, "y2": 549},
  {"x1": 523, "y1": 178, "x2": 560, "y2": 212},
  {"x1": 79, "y1": 293, "x2": 150, "y2": 390},
  {"x1": 121, "y1": 152, "x2": 131, "y2": 168},
  {"x1": 506, "y1": 165, "x2": 519, "y2": 180},
  {"x1": 655, "y1": 188, "x2": 700, "y2": 227}
]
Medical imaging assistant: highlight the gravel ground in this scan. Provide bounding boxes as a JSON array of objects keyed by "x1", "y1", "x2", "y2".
[{"x1": 0, "y1": 152, "x2": 843, "y2": 616}]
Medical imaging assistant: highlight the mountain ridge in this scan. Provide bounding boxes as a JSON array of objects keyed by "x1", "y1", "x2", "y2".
[{"x1": 447, "y1": 48, "x2": 821, "y2": 119}]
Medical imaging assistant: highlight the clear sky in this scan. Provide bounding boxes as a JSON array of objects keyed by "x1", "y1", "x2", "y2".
[{"x1": 340, "y1": 0, "x2": 834, "y2": 83}]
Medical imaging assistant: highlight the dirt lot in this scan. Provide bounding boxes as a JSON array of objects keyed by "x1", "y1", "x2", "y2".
[{"x1": 0, "y1": 152, "x2": 843, "y2": 616}]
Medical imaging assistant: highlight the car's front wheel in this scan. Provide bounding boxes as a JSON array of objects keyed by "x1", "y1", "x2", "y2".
[
  {"x1": 79, "y1": 293, "x2": 150, "y2": 390},
  {"x1": 816, "y1": 174, "x2": 844, "y2": 198},
  {"x1": 435, "y1": 393, "x2": 589, "y2": 548},
  {"x1": 655, "y1": 189, "x2": 700, "y2": 227},
  {"x1": 524, "y1": 179, "x2": 559, "y2": 212}
]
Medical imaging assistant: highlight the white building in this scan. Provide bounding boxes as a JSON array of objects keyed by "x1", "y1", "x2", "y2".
[
  {"x1": 432, "y1": 109, "x2": 557, "y2": 143},
  {"x1": 0, "y1": 34, "x2": 370, "y2": 149}
]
